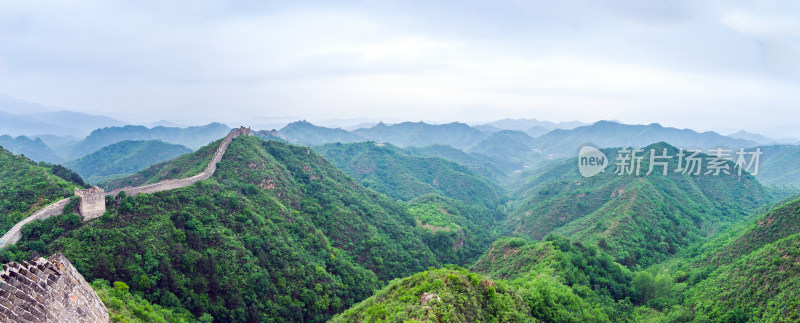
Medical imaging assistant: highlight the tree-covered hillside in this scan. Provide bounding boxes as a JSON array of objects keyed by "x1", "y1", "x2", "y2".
[
  {"x1": 315, "y1": 141, "x2": 504, "y2": 210},
  {"x1": 0, "y1": 147, "x2": 83, "y2": 236},
  {"x1": 4, "y1": 136, "x2": 481, "y2": 321},
  {"x1": 506, "y1": 142, "x2": 778, "y2": 267},
  {"x1": 64, "y1": 140, "x2": 192, "y2": 184}
]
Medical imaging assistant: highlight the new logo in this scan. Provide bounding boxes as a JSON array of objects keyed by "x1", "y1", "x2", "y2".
[{"x1": 578, "y1": 146, "x2": 608, "y2": 177}]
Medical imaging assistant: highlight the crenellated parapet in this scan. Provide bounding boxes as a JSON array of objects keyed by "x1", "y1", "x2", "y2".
[
  {"x1": 0, "y1": 253, "x2": 110, "y2": 322},
  {"x1": 74, "y1": 186, "x2": 107, "y2": 221}
]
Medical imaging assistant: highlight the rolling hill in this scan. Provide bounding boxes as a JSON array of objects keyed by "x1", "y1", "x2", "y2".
[
  {"x1": 315, "y1": 142, "x2": 504, "y2": 209},
  {"x1": 64, "y1": 140, "x2": 193, "y2": 184},
  {"x1": 0, "y1": 147, "x2": 83, "y2": 236},
  {"x1": 505, "y1": 142, "x2": 778, "y2": 267},
  {"x1": 66, "y1": 123, "x2": 230, "y2": 159}
]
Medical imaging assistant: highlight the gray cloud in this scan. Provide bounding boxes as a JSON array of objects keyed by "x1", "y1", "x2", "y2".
[{"x1": 0, "y1": 0, "x2": 798, "y2": 137}]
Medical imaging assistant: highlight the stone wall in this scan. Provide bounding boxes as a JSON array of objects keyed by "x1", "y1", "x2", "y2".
[
  {"x1": 108, "y1": 126, "x2": 252, "y2": 198},
  {"x1": 0, "y1": 198, "x2": 70, "y2": 249},
  {"x1": 74, "y1": 186, "x2": 106, "y2": 221},
  {"x1": 0, "y1": 126, "x2": 253, "y2": 250},
  {"x1": 0, "y1": 253, "x2": 109, "y2": 322}
]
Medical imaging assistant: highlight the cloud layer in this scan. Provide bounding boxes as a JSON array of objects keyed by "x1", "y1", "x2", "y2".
[{"x1": 0, "y1": 0, "x2": 798, "y2": 136}]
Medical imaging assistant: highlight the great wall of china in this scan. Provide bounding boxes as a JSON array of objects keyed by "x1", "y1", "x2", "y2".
[
  {"x1": 0, "y1": 253, "x2": 109, "y2": 322},
  {"x1": 0, "y1": 126, "x2": 253, "y2": 249}
]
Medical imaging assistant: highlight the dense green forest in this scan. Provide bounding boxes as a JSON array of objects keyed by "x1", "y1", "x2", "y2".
[
  {"x1": 3, "y1": 136, "x2": 499, "y2": 321},
  {"x1": 315, "y1": 141, "x2": 504, "y2": 210},
  {"x1": 0, "y1": 147, "x2": 83, "y2": 236},
  {"x1": 3, "y1": 131, "x2": 800, "y2": 322},
  {"x1": 505, "y1": 142, "x2": 781, "y2": 268}
]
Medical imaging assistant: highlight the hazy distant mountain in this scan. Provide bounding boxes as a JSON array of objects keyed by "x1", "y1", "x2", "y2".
[
  {"x1": 146, "y1": 119, "x2": 184, "y2": 128},
  {"x1": 482, "y1": 118, "x2": 586, "y2": 131},
  {"x1": 0, "y1": 95, "x2": 126, "y2": 136},
  {"x1": 728, "y1": 130, "x2": 776, "y2": 145},
  {"x1": 0, "y1": 93, "x2": 50, "y2": 114},
  {"x1": 754, "y1": 144, "x2": 800, "y2": 188},
  {"x1": 353, "y1": 121, "x2": 487, "y2": 150},
  {"x1": 278, "y1": 120, "x2": 366, "y2": 145},
  {"x1": 0, "y1": 111, "x2": 75, "y2": 137},
  {"x1": 24, "y1": 110, "x2": 125, "y2": 134},
  {"x1": 531, "y1": 121, "x2": 759, "y2": 157},
  {"x1": 32, "y1": 134, "x2": 81, "y2": 159},
  {"x1": 469, "y1": 130, "x2": 540, "y2": 172},
  {"x1": 64, "y1": 140, "x2": 192, "y2": 184},
  {"x1": 0, "y1": 135, "x2": 63, "y2": 163},
  {"x1": 524, "y1": 125, "x2": 551, "y2": 138},
  {"x1": 472, "y1": 124, "x2": 503, "y2": 133},
  {"x1": 66, "y1": 123, "x2": 230, "y2": 159}
]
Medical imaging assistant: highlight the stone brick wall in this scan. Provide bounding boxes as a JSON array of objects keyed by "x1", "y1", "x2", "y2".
[
  {"x1": 0, "y1": 253, "x2": 109, "y2": 322},
  {"x1": 0, "y1": 198, "x2": 70, "y2": 249},
  {"x1": 74, "y1": 186, "x2": 106, "y2": 221},
  {"x1": 108, "y1": 126, "x2": 252, "y2": 198}
]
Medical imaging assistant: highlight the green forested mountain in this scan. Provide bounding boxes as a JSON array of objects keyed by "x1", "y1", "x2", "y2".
[
  {"x1": 506, "y1": 142, "x2": 777, "y2": 267},
  {"x1": 0, "y1": 147, "x2": 84, "y2": 236},
  {"x1": 353, "y1": 121, "x2": 487, "y2": 150},
  {"x1": 278, "y1": 121, "x2": 366, "y2": 146},
  {"x1": 331, "y1": 267, "x2": 532, "y2": 322},
  {"x1": 315, "y1": 141, "x2": 504, "y2": 209},
  {"x1": 0, "y1": 134, "x2": 63, "y2": 163},
  {"x1": 66, "y1": 123, "x2": 230, "y2": 159},
  {"x1": 4, "y1": 136, "x2": 480, "y2": 322},
  {"x1": 64, "y1": 140, "x2": 192, "y2": 184},
  {"x1": 401, "y1": 144, "x2": 507, "y2": 182}
]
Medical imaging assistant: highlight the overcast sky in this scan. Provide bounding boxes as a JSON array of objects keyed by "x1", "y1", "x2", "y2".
[{"x1": 1, "y1": 0, "x2": 799, "y2": 136}]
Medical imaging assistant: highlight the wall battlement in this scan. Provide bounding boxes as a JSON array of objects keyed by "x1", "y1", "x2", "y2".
[
  {"x1": 74, "y1": 186, "x2": 107, "y2": 221},
  {"x1": 0, "y1": 253, "x2": 109, "y2": 322}
]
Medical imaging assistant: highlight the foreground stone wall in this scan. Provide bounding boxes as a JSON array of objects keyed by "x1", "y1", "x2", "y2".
[{"x1": 0, "y1": 253, "x2": 109, "y2": 322}]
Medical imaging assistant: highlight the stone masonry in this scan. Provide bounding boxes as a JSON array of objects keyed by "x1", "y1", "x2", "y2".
[
  {"x1": 0, "y1": 253, "x2": 110, "y2": 322},
  {"x1": 73, "y1": 186, "x2": 106, "y2": 221},
  {"x1": 0, "y1": 127, "x2": 253, "y2": 249}
]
